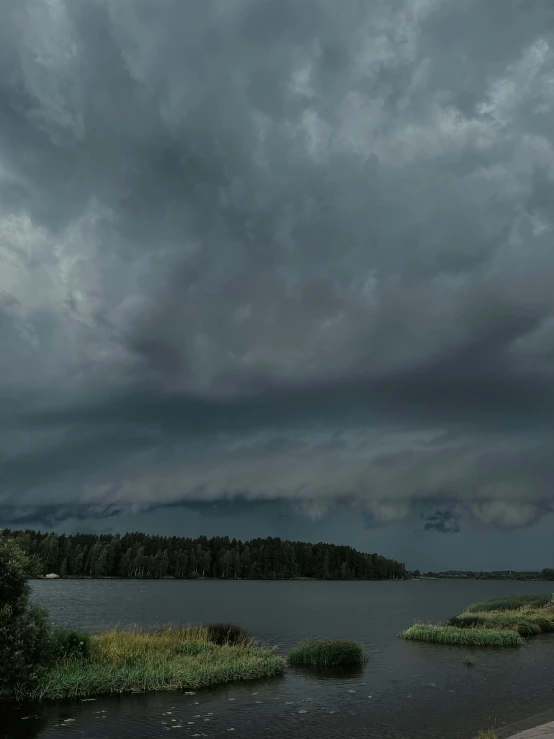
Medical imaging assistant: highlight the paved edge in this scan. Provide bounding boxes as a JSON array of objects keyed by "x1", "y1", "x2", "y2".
[
  {"x1": 492, "y1": 710, "x2": 554, "y2": 739},
  {"x1": 504, "y1": 721, "x2": 554, "y2": 739}
]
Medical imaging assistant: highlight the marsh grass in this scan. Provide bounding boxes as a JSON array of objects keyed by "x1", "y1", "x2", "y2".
[
  {"x1": 401, "y1": 624, "x2": 524, "y2": 647},
  {"x1": 449, "y1": 606, "x2": 554, "y2": 636},
  {"x1": 288, "y1": 640, "x2": 364, "y2": 666},
  {"x1": 16, "y1": 626, "x2": 283, "y2": 701},
  {"x1": 466, "y1": 595, "x2": 551, "y2": 613}
]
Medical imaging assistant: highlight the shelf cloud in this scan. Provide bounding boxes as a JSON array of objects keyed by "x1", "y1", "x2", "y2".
[{"x1": 1, "y1": 0, "x2": 554, "y2": 544}]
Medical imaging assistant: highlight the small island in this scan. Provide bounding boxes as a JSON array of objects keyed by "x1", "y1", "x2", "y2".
[{"x1": 401, "y1": 593, "x2": 554, "y2": 646}]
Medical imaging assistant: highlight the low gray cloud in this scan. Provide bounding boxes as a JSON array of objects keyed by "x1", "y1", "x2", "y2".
[
  {"x1": 423, "y1": 509, "x2": 461, "y2": 535},
  {"x1": 1, "y1": 0, "x2": 554, "y2": 540}
]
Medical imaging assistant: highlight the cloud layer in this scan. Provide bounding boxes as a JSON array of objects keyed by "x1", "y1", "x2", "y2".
[{"x1": 1, "y1": 0, "x2": 554, "y2": 534}]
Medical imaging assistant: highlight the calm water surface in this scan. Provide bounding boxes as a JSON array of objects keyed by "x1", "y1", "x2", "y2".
[{"x1": 2, "y1": 579, "x2": 553, "y2": 739}]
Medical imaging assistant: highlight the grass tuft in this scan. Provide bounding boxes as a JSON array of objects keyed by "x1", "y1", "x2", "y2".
[
  {"x1": 401, "y1": 624, "x2": 524, "y2": 647},
  {"x1": 477, "y1": 730, "x2": 498, "y2": 739},
  {"x1": 288, "y1": 640, "x2": 364, "y2": 666}
]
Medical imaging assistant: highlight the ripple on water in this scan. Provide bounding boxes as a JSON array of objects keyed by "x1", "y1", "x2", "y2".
[{"x1": 7, "y1": 578, "x2": 553, "y2": 739}]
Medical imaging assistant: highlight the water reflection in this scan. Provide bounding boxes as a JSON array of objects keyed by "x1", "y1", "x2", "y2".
[
  {"x1": 0, "y1": 702, "x2": 46, "y2": 739},
  {"x1": 289, "y1": 664, "x2": 366, "y2": 681}
]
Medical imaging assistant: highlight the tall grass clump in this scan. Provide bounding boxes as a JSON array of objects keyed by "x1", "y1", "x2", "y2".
[
  {"x1": 288, "y1": 640, "x2": 364, "y2": 666},
  {"x1": 477, "y1": 730, "x2": 498, "y2": 739},
  {"x1": 206, "y1": 623, "x2": 251, "y2": 646},
  {"x1": 466, "y1": 595, "x2": 552, "y2": 613},
  {"x1": 401, "y1": 624, "x2": 524, "y2": 647}
]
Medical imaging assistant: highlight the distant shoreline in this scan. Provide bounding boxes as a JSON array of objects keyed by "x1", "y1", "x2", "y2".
[
  {"x1": 33, "y1": 575, "x2": 552, "y2": 582},
  {"x1": 33, "y1": 575, "x2": 399, "y2": 581}
]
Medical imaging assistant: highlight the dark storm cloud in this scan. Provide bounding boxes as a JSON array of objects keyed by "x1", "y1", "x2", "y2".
[
  {"x1": 1, "y1": 0, "x2": 554, "y2": 532},
  {"x1": 423, "y1": 509, "x2": 461, "y2": 534}
]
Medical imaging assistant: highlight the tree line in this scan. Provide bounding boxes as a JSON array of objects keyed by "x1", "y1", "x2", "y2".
[
  {"x1": 0, "y1": 528, "x2": 406, "y2": 580},
  {"x1": 419, "y1": 569, "x2": 554, "y2": 581}
]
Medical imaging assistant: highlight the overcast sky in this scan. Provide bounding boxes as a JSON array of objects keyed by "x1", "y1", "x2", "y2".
[{"x1": 1, "y1": 0, "x2": 554, "y2": 571}]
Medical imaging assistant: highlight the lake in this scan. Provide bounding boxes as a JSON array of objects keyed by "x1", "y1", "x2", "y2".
[{"x1": 2, "y1": 579, "x2": 553, "y2": 739}]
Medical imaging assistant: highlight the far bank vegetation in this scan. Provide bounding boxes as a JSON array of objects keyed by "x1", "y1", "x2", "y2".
[{"x1": 1, "y1": 528, "x2": 406, "y2": 580}]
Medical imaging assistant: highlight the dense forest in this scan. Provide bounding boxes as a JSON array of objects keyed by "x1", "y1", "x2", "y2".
[{"x1": 1, "y1": 528, "x2": 407, "y2": 580}]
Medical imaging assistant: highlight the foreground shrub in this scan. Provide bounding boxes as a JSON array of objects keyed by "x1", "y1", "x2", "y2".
[
  {"x1": 288, "y1": 640, "x2": 364, "y2": 666},
  {"x1": 466, "y1": 595, "x2": 551, "y2": 613},
  {"x1": 0, "y1": 603, "x2": 53, "y2": 698},
  {"x1": 401, "y1": 624, "x2": 524, "y2": 647},
  {"x1": 51, "y1": 629, "x2": 91, "y2": 661},
  {"x1": 0, "y1": 536, "x2": 53, "y2": 699},
  {"x1": 206, "y1": 623, "x2": 251, "y2": 646}
]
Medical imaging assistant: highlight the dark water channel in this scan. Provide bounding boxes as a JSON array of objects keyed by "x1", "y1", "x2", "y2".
[{"x1": 2, "y1": 579, "x2": 553, "y2": 739}]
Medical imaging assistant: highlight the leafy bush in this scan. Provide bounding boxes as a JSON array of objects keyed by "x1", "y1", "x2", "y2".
[
  {"x1": 51, "y1": 629, "x2": 91, "y2": 661},
  {"x1": 206, "y1": 623, "x2": 251, "y2": 646},
  {"x1": 288, "y1": 640, "x2": 364, "y2": 666},
  {"x1": 0, "y1": 603, "x2": 54, "y2": 698},
  {"x1": 0, "y1": 534, "x2": 34, "y2": 605},
  {"x1": 0, "y1": 535, "x2": 54, "y2": 698},
  {"x1": 0, "y1": 535, "x2": 53, "y2": 698}
]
